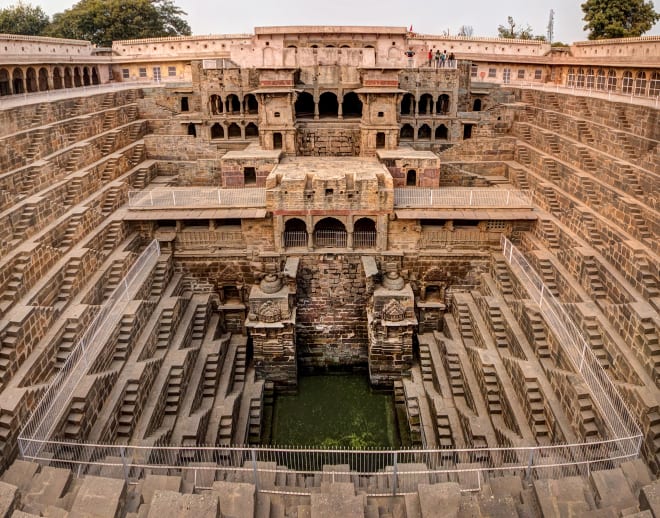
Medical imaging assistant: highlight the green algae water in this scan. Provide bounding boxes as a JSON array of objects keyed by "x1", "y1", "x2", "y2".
[{"x1": 270, "y1": 375, "x2": 401, "y2": 448}]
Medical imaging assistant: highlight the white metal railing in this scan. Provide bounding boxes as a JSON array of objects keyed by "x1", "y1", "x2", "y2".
[
  {"x1": 515, "y1": 82, "x2": 660, "y2": 109},
  {"x1": 284, "y1": 231, "x2": 308, "y2": 249},
  {"x1": 19, "y1": 240, "x2": 160, "y2": 459},
  {"x1": 314, "y1": 229, "x2": 347, "y2": 248},
  {"x1": 353, "y1": 231, "x2": 377, "y2": 249},
  {"x1": 128, "y1": 188, "x2": 266, "y2": 209},
  {"x1": 394, "y1": 188, "x2": 533, "y2": 209},
  {"x1": 500, "y1": 236, "x2": 642, "y2": 442}
]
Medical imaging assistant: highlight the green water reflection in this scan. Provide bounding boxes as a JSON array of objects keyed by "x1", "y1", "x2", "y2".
[{"x1": 271, "y1": 375, "x2": 400, "y2": 448}]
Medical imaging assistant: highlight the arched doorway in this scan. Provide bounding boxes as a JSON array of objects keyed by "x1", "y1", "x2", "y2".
[
  {"x1": 64, "y1": 67, "x2": 72, "y2": 88},
  {"x1": 228, "y1": 122, "x2": 241, "y2": 139},
  {"x1": 353, "y1": 218, "x2": 376, "y2": 249},
  {"x1": 0, "y1": 69, "x2": 10, "y2": 95},
  {"x1": 38, "y1": 68, "x2": 49, "y2": 91},
  {"x1": 210, "y1": 94, "x2": 222, "y2": 114},
  {"x1": 295, "y1": 92, "x2": 314, "y2": 118},
  {"x1": 273, "y1": 132, "x2": 283, "y2": 149},
  {"x1": 436, "y1": 94, "x2": 450, "y2": 114},
  {"x1": 12, "y1": 68, "x2": 24, "y2": 94},
  {"x1": 243, "y1": 167, "x2": 256, "y2": 185},
  {"x1": 400, "y1": 93, "x2": 415, "y2": 115},
  {"x1": 400, "y1": 124, "x2": 414, "y2": 141},
  {"x1": 82, "y1": 67, "x2": 90, "y2": 86},
  {"x1": 314, "y1": 217, "x2": 347, "y2": 248},
  {"x1": 473, "y1": 99, "x2": 482, "y2": 111},
  {"x1": 244, "y1": 94, "x2": 258, "y2": 114},
  {"x1": 435, "y1": 124, "x2": 448, "y2": 140},
  {"x1": 73, "y1": 67, "x2": 82, "y2": 87},
  {"x1": 26, "y1": 68, "x2": 37, "y2": 92},
  {"x1": 418, "y1": 124, "x2": 431, "y2": 140},
  {"x1": 284, "y1": 218, "x2": 308, "y2": 248},
  {"x1": 245, "y1": 122, "x2": 259, "y2": 138},
  {"x1": 607, "y1": 70, "x2": 617, "y2": 91},
  {"x1": 634, "y1": 71, "x2": 647, "y2": 96},
  {"x1": 210, "y1": 123, "x2": 224, "y2": 139},
  {"x1": 622, "y1": 71, "x2": 633, "y2": 94},
  {"x1": 187, "y1": 123, "x2": 197, "y2": 137},
  {"x1": 318, "y1": 92, "x2": 338, "y2": 117},
  {"x1": 225, "y1": 94, "x2": 240, "y2": 113},
  {"x1": 53, "y1": 67, "x2": 63, "y2": 89},
  {"x1": 419, "y1": 94, "x2": 433, "y2": 115},
  {"x1": 91, "y1": 67, "x2": 99, "y2": 85},
  {"x1": 342, "y1": 91, "x2": 362, "y2": 118},
  {"x1": 576, "y1": 68, "x2": 586, "y2": 88},
  {"x1": 596, "y1": 69, "x2": 606, "y2": 90},
  {"x1": 406, "y1": 170, "x2": 417, "y2": 186}
]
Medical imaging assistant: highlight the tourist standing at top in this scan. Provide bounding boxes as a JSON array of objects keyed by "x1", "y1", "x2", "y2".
[
  {"x1": 449, "y1": 52, "x2": 456, "y2": 67},
  {"x1": 434, "y1": 49, "x2": 441, "y2": 68},
  {"x1": 428, "y1": 49, "x2": 433, "y2": 66},
  {"x1": 440, "y1": 50, "x2": 447, "y2": 67},
  {"x1": 405, "y1": 48, "x2": 416, "y2": 67}
]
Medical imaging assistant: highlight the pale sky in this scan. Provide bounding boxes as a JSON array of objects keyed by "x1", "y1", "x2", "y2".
[{"x1": 3, "y1": 0, "x2": 660, "y2": 44}]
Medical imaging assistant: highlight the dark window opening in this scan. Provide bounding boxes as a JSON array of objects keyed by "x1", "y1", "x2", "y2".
[
  {"x1": 406, "y1": 170, "x2": 417, "y2": 186},
  {"x1": 400, "y1": 124, "x2": 414, "y2": 140},
  {"x1": 454, "y1": 219, "x2": 480, "y2": 227},
  {"x1": 463, "y1": 124, "x2": 473, "y2": 140},
  {"x1": 187, "y1": 123, "x2": 197, "y2": 137},
  {"x1": 435, "y1": 124, "x2": 448, "y2": 140},
  {"x1": 226, "y1": 94, "x2": 240, "y2": 113},
  {"x1": 419, "y1": 94, "x2": 433, "y2": 115},
  {"x1": 245, "y1": 122, "x2": 259, "y2": 138},
  {"x1": 400, "y1": 93, "x2": 415, "y2": 115},
  {"x1": 473, "y1": 98, "x2": 482, "y2": 111},
  {"x1": 273, "y1": 132, "x2": 283, "y2": 149},
  {"x1": 342, "y1": 91, "x2": 362, "y2": 118},
  {"x1": 318, "y1": 92, "x2": 339, "y2": 117},
  {"x1": 376, "y1": 132, "x2": 385, "y2": 149},
  {"x1": 244, "y1": 94, "x2": 258, "y2": 114},
  {"x1": 418, "y1": 124, "x2": 431, "y2": 140},
  {"x1": 181, "y1": 96, "x2": 189, "y2": 112},
  {"x1": 244, "y1": 167, "x2": 257, "y2": 185},
  {"x1": 211, "y1": 123, "x2": 224, "y2": 139},
  {"x1": 325, "y1": 188, "x2": 333, "y2": 196},
  {"x1": 436, "y1": 94, "x2": 450, "y2": 114},
  {"x1": 295, "y1": 91, "x2": 315, "y2": 118},
  {"x1": 228, "y1": 123, "x2": 241, "y2": 139}
]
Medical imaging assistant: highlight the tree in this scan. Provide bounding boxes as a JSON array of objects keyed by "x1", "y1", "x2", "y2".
[
  {"x1": 582, "y1": 0, "x2": 660, "y2": 39},
  {"x1": 497, "y1": 16, "x2": 537, "y2": 40},
  {"x1": 47, "y1": 0, "x2": 191, "y2": 47},
  {"x1": 0, "y1": 1, "x2": 50, "y2": 36},
  {"x1": 457, "y1": 25, "x2": 474, "y2": 37}
]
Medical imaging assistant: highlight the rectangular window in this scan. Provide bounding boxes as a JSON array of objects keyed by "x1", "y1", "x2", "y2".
[
  {"x1": 168, "y1": 66, "x2": 176, "y2": 77},
  {"x1": 471, "y1": 64, "x2": 478, "y2": 78},
  {"x1": 488, "y1": 68, "x2": 497, "y2": 78},
  {"x1": 534, "y1": 69, "x2": 542, "y2": 80},
  {"x1": 517, "y1": 69, "x2": 525, "y2": 79},
  {"x1": 138, "y1": 67, "x2": 147, "y2": 78},
  {"x1": 121, "y1": 68, "x2": 130, "y2": 79}
]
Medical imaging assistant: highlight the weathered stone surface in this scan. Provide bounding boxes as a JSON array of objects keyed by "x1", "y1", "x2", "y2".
[
  {"x1": 69, "y1": 476, "x2": 125, "y2": 518},
  {"x1": 211, "y1": 481, "x2": 254, "y2": 518},
  {"x1": 418, "y1": 483, "x2": 461, "y2": 518},
  {"x1": 146, "y1": 490, "x2": 217, "y2": 518},
  {"x1": 0, "y1": 482, "x2": 18, "y2": 518}
]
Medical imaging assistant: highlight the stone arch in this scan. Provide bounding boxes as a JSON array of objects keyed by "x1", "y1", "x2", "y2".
[
  {"x1": 0, "y1": 68, "x2": 10, "y2": 96},
  {"x1": 64, "y1": 67, "x2": 73, "y2": 88},
  {"x1": 228, "y1": 122, "x2": 241, "y2": 139},
  {"x1": 244, "y1": 93, "x2": 258, "y2": 114},
  {"x1": 387, "y1": 46, "x2": 400, "y2": 59},
  {"x1": 26, "y1": 67, "x2": 38, "y2": 92},
  {"x1": 418, "y1": 124, "x2": 431, "y2": 140},
  {"x1": 576, "y1": 67, "x2": 585, "y2": 88},
  {"x1": 73, "y1": 67, "x2": 82, "y2": 87},
  {"x1": 607, "y1": 69, "x2": 617, "y2": 91},
  {"x1": 635, "y1": 71, "x2": 647, "y2": 96},
  {"x1": 650, "y1": 71, "x2": 660, "y2": 97},
  {"x1": 596, "y1": 68, "x2": 606, "y2": 90},
  {"x1": 284, "y1": 217, "x2": 308, "y2": 248},
  {"x1": 91, "y1": 67, "x2": 100, "y2": 85},
  {"x1": 210, "y1": 123, "x2": 224, "y2": 139},
  {"x1": 622, "y1": 71, "x2": 633, "y2": 94},
  {"x1": 436, "y1": 94, "x2": 450, "y2": 114},
  {"x1": 400, "y1": 93, "x2": 415, "y2": 115},
  {"x1": 12, "y1": 68, "x2": 24, "y2": 94},
  {"x1": 342, "y1": 91, "x2": 362, "y2": 118},
  {"x1": 314, "y1": 217, "x2": 347, "y2": 248},
  {"x1": 586, "y1": 67, "x2": 595, "y2": 89},
  {"x1": 82, "y1": 67, "x2": 91, "y2": 86},
  {"x1": 225, "y1": 94, "x2": 240, "y2": 113},
  {"x1": 210, "y1": 94, "x2": 223, "y2": 114},
  {"x1": 295, "y1": 91, "x2": 314, "y2": 118},
  {"x1": 400, "y1": 124, "x2": 414, "y2": 140},
  {"x1": 473, "y1": 98, "x2": 482, "y2": 111},
  {"x1": 567, "y1": 67, "x2": 576, "y2": 87},
  {"x1": 419, "y1": 93, "x2": 433, "y2": 115},
  {"x1": 318, "y1": 91, "x2": 338, "y2": 117},
  {"x1": 435, "y1": 124, "x2": 448, "y2": 140},
  {"x1": 38, "y1": 67, "x2": 49, "y2": 91},
  {"x1": 52, "y1": 67, "x2": 63, "y2": 89},
  {"x1": 245, "y1": 122, "x2": 259, "y2": 138},
  {"x1": 353, "y1": 217, "x2": 376, "y2": 249}
]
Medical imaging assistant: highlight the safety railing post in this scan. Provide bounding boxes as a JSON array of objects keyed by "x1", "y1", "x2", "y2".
[
  {"x1": 392, "y1": 451, "x2": 398, "y2": 497},
  {"x1": 251, "y1": 449, "x2": 260, "y2": 492}
]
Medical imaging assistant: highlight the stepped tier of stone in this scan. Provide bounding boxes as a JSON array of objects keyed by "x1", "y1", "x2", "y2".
[
  {"x1": 0, "y1": 458, "x2": 659, "y2": 517},
  {"x1": 0, "y1": 68, "x2": 657, "y2": 500}
]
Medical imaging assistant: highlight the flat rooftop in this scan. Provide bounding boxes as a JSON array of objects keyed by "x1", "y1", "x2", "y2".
[{"x1": 271, "y1": 156, "x2": 390, "y2": 182}]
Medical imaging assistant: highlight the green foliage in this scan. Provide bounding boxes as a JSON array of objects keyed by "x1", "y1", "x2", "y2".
[
  {"x1": 47, "y1": 0, "x2": 191, "y2": 47},
  {"x1": 0, "y1": 1, "x2": 50, "y2": 36},
  {"x1": 581, "y1": 0, "x2": 660, "y2": 39},
  {"x1": 497, "y1": 16, "x2": 543, "y2": 40}
]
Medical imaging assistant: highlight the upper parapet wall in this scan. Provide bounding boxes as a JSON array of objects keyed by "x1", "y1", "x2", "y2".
[
  {"x1": 0, "y1": 33, "x2": 94, "y2": 57},
  {"x1": 255, "y1": 26, "x2": 408, "y2": 35},
  {"x1": 569, "y1": 35, "x2": 660, "y2": 61}
]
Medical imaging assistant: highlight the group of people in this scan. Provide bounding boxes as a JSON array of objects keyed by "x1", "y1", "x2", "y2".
[{"x1": 428, "y1": 49, "x2": 455, "y2": 68}]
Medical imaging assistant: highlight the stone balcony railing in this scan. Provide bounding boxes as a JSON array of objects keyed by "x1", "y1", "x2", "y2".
[
  {"x1": 394, "y1": 188, "x2": 533, "y2": 209},
  {"x1": 128, "y1": 188, "x2": 267, "y2": 209}
]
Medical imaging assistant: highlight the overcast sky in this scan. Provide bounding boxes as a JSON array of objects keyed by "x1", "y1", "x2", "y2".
[{"x1": 3, "y1": 0, "x2": 659, "y2": 44}]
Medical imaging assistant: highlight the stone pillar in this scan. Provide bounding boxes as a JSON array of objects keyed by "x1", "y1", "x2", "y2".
[
  {"x1": 314, "y1": 96, "x2": 320, "y2": 120},
  {"x1": 366, "y1": 265, "x2": 417, "y2": 387},
  {"x1": 246, "y1": 272, "x2": 298, "y2": 391}
]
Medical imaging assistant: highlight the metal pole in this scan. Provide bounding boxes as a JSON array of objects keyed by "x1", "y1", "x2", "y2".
[
  {"x1": 392, "y1": 451, "x2": 398, "y2": 496},
  {"x1": 251, "y1": 449, "x2": 260, "y2": 492}
]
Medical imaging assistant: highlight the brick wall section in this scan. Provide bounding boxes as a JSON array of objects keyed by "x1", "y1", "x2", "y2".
[{"x1": 296, "y1": 126, "x2": 361, "y2": 156}]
